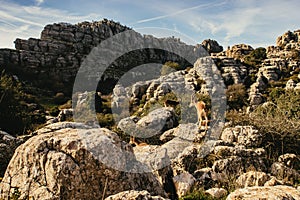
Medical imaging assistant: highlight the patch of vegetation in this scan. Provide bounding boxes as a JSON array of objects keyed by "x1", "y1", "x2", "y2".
[
  {"x1": 226, "y1": 90, "x2": 300, "y2": 161},
  {"x1": 0, "y1": 71, "x2": 46, "y2": 135},
  {"x1": 243, "y1": 47, "x2": 267, "y2": 68},
  {"x1": 161, "y1": 61, "x2": 185, "y2": 76},
  {"x1": 180, "y1": 188, "x2": 226, "y2": 200},
  {"x1": 226, "y1": 84, "x2": 248, "y2": 110}
]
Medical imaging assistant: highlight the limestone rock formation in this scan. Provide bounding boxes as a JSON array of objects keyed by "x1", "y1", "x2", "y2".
[
  {"x1": 227, "y1": 185, "x2": 300, "y2": 200},
  {"x1": 0, "y1": 123, "x2": 166, "y2": 199},
  {"x1": 276, "y1": 30, "x2": 300, "y2": 49},
  {"x1": 235, "y1": 171, "x2": 271, "y2": 188},
  {"x1": 214, "y1": 58, "x2": 248, "y2": 85},
  {"x1": 285, "y1": 79, "x2": 296, "y2": 90},
  {"x1": 201, "y1": 39, "x2": 223, "y2": 54},
  {"x1": 105, "y1": 190, "x2": 167, "y2": 200},
  {"x1": 205, "y1": 188, "x2": 227, "y2": 199},
  {"x1": 0, "y1": 19, "x2": 205, "y2": 95},
  {"x1": 225, "y1": 44, "x2": 253, "y2": 59},
  {"x1": 0, "y1": 20, "x2": 131, "y2": 93},
  {"x1": 172, "y1": 172, "x2": 196, "y2": 198},
  {"x1": 0, "y1": 131, "x2": 17, "y2": 177},
  {"x1": 220, "y1": 126, "x2": 262, "y2": 147},
  {"x1": 271, "y1": 153, "x2": 300, "y2": 185}
]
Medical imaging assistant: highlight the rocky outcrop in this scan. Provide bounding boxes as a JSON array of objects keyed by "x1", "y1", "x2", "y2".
[
  {"x1": 276, "y1": 30, "x2": 300, "y2": 49},
  {"x1": 201, "y1": 39, "x2": 223, "y2": 54},
  {"x1": 225, "y1": 44, "x2": 253, "y2": 59},
  {"x1": 226, "y1": 185, "x2": 300, "y2": 200},
  {"x1": 271, "y1": 153, "x2": 300, "y2": 185},
  {"x1": 214, "y1": 58, "x2": 248, "y2": 85},
  {"x1": 172, "y1": 172, "x2": 196, "y2": 198},
  {"x1": 0, "y1": 19, "x2": 203, "y2": 94},
  {"x1": 220, "y1": 126, "x2": 262, "y2": 147},
  {"x1": 0, "y1": 123, "x2": 166, "y2": 199},
  {"x1": 0, "y1": 20, "x2": 131, "y2": 93},
  {"x1": 258, "y1": 65, "x2": 281, "y2": 81},
  {"x1": 235, "y1": 171, "x2": 271, "y2": 188}
]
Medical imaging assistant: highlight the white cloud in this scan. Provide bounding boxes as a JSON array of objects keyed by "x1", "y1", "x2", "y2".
[
  {"x1": 132, "y1": 0, "x2": 300, "y2": 47},
  {"x1": 0, "y1": 1, "x2": 101, "y2": 48},
  {"x1": 35, "y1": 0, "x2": 44, "y2": 6}
]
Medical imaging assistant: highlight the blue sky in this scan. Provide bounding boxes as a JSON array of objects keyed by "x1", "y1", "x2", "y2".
[{"x1": 0, "y1": 0, "x2": 300, "y2": 49}]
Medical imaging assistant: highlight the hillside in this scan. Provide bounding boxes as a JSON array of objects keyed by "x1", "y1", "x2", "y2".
[{"x1": 0, "y1": 19, "x2": 299, "y2": 200}]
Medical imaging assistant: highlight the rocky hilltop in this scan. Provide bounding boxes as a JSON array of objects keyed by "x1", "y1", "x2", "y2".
[
  {"x1": 0, "y1": 19, "x2": 131, "y2": 93},
  {"x1": 0, "y1": 20, "x2": 299, "y2": 200}
]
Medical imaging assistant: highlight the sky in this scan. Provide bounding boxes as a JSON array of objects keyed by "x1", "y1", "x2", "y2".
[{"x1": 0, "y1": 0, "x2": 300, "y2": 49}]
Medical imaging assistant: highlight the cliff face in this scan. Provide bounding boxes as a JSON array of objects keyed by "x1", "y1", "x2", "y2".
[
  {"x1": 0, "y1": 19, "x2": 204, "y2": 94},
  {"x1": 0, "y1": 19, "x2": 131, "y2": 93}
]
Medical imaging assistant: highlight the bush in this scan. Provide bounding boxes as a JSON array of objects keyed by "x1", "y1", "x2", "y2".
[
  {"x1": 0, "y1": 71, "x2": 45, "y2": 135},
  {"x1": 226, "y1": 90, "x2": 300, "y2": 161},
  {"x1": 226, "y1": 84, "x2": 248, "y2": 110},
  {"x1": 244, "y1": 47, "x2": 266, "y2": 68},
  {"x1": 161, "y1": 61, "x2": 183, "y2": 76},
  {"x1": 180, "y1": 188, "x2": 225, "y2": 200}
]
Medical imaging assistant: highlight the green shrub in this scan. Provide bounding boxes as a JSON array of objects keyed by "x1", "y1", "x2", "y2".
[
  {"x1": 226, "y1": 84, "x2": 248, "y2": 110},
  {"x1": 49, "y1": 106, "x2": 60, "y2": 116},
  {"x1": 180, "y1": 188, "x2": 226, "y2": 200},
  {"x1": 97, "y1": 113, "x2": 114, "y2": 128},
  {"x1": 161, "y1": 61, "x2": 184, "y2": 76},
  {"x1": 226, "y1": 90, "x2": 300, "y2": 161},
  {"x1": 243, "y1": 47, "x2": 266, "y2": 68}
]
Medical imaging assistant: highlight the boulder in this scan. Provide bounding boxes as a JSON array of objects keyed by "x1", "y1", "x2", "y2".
[
  {"x1": 201, "y1": 39, "x2": 223, "y2": 54},
  {"x1": 172, "y1": 172, "x2": 196, "y2": 198},
  {"x1": 227, "y1": 185, "x2": 300, "y2": 200},
  {"x1": 0, "y1": 124, "x2": 166, "y2": 199},
  {"x1": 205, "y1": 188, "x2": 227, "y2": 199},
  {"x1": 285, "y1": 79, "x2": 296, "y2": 90},
  {"x1": 278, "y1": 153, "x2": 300, "y2": 168},
  {"x1": 235, "y1": 171, "x2": 271, "y2": 188},
  {"x1": 105, "y1": 190, "x2": 167, "y2": 200},
  {"x1": 136, "y1": 107, "x2": 178, "y2": 137},
  {"x1": 271, "y1": 162, "x2": 300, "y2": 185},
  {"x1": 220, "y1": 126, "x2": 262, "y2": 147},
  {"x1": 212, "y1": 155, "x2": 267, "y2": 180},
  {"x1": 0, "y1": 131, "x2": 17, "y2": 176}
]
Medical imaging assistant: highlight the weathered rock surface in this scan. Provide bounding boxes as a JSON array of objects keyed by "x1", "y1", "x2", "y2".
[
  {"x1": 213, "y1": 58, "x2": 248, "y2": 85},
  {"x1": 0, "y1": 131, "x2": 17, "y2": 177},
  {"x1": 118, "y1": 107, "x2": 178, "y2": 140},
  {"x1": 220, "y1": 126, "x2": 262, "y2": 147},
  {"x1": 235, "y1": 171, "x2": 271, "y2": 188},
  {"x1": 172, "y1": 172, "x2": 196, "y2": 198},
  {"x1": 201, "y1": 39, "x2": 223, "y2": 54},
  {"x1": 105, "y1": 190, "x2": 168, "y2": 200},
  {"x1": 0, "y1": 19, "x2": 205, "y2": 94},
  {"x1": 226, "y1": 185, "x2": 300, "y2": 200},
  {"x1": 276, "y1": 30, "x2": 300, "y2": 49},
  {"x1": 271, "y1": 154, "x2": 300, "y2": 185},
  {"x1": 271, "y1": 162, "x2": 300, "y2": 185},
  {"x1": 225, "y1": 44, "x2": 253, "y2": 59},
  {"x1": 205, "y1": 188, "x2": 227, "y2": 199},
  {"x1": 0, "y1": 123, "x2": 166, "y2": 199}
]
